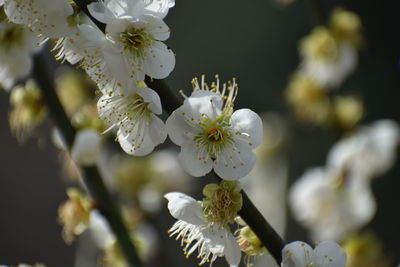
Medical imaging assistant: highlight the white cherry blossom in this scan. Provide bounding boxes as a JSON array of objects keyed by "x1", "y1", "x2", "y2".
[
  {"x1": 328, "y1": 119, "x2": 400, "y2": 180},
  {"x1": 282, "y1": 241, "x2": 346, "y2": 267},
  {"x1": 0, "y1": 21, "x2": 41, "y2": 89},
  {"x1": 52, "y1": 16, "x2": 101, "y2": 65},
  {"x1": 289, "y1": 167, "x2": 376, "y2": 241},
  {"x1": 87, "y1": 0, "x2": 175, "y2": 82},
  {"x1": 166, "y1": 77, "x2": 263, "y2": 180},
  {"x1": 165, "y1": 192, "x2": 241, "y2": 267},
  {"x1": 302, "y1": 43, "x2": 357, "y2": 89},
  {"x1": 97, "y1": 85, "x2": 167, "y2": 156},
  {"x1": 2, "y1": 0, "x2": 75, "y2": 38}
]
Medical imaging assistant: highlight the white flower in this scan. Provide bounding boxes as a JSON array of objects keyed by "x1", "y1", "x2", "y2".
[
  {"x1": 299, "y1": 27, "x2": 357, "y2": 89},
  {"x1": 327, "y1": 119, "x2": 400, "y2": 180},
  {"x1": 52, "y1": 16, "x2": 100, "y2": 65},
  {"x1": 302, "y1": 42, "x2": 357, "y2": 89},
  {"x1": 2, "y1": 0, "x2": 75, "y2": 38},
  {"x1": 165, "y1": 192, "x2": 241, "y2": 267},
  {"x1": 71, "y1": 130, "x2": 102, "y2": 166},
  {"x1": 289, "y1": 167, "x2": 376, "y2": 241},
  {"x1": 98, "y1": 85, "x2": 167, "y2": 156},
  {"x1": 282, "y1": 241, "x2": 346, "y2": 267},
  {"x1": 166, "y1": 77, "x2": 263, "y2": 179},
  {"x1": 0, "y1": 21, "x2": 41, "y2": 89},
  {"x1": 87, "y1": 0, "x2": 175, "y2": 82}
]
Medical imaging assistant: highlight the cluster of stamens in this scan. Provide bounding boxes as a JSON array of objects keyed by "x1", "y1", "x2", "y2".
[
  {"x1": 98, "y1": 91, "x2": 152, "y2": 152},
  {"x1": 202, "y1": 180, "x2": 242, "y2": 227},
  {"x1": 190, "y1": 74, "x2": 238, "y2": 113},
  {"x1": 120, "y1": 26, "x2": 153, "y2": 59}
]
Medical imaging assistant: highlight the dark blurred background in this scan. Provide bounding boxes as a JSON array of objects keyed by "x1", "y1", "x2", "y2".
[{"x1": 1, "y1": 0, "x2": 399, "y2": 266}]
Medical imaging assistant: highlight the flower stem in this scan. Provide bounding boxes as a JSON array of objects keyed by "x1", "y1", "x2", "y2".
[
  {"x1": 33, "y1": 52, "x2": 142, "y2": 267},
  {"x1": 239, "y1": 190, "x2": 285, "y2": 263}
]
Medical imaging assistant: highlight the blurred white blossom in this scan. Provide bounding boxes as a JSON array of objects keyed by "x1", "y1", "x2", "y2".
[
  {"x1": 71, "y1": 129, "x2": 103, "y2": 166},
  {"x1": 0, "y1": 21, "x2": 41, "y2": 89},
  {"x1": 290, "y1": 167, "x2": 376, "y2": 241},
  {"x1": 282, "y1": 241, "x2": 346, "y2": 267},
  {"x1": 328, "y1": 119, "x2": 400, "y2": 180}
]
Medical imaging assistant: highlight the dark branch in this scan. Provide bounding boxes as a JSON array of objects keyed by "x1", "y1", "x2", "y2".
[
  {"x1": 239, "y1": 191, "x2": 285, "y2": 263},
  {"x1": 33, "y1": 52, "x2": 142, "y2": 267},
  {"x1": 145, "y1": 77, "x2": 181, "y2": 114},
  {"x1": 213, "y1": 174, "x2": 285, "y2": 264},
  {"x1": 74, "y1": 0, "x2": 106, "y2": 32}
]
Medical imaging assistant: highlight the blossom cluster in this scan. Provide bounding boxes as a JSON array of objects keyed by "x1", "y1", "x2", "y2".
[
  {"x1": 290, "y1": 120, "x2": 400, "y2": 241},
  {"x1": 286, "y1": 8, "x2": 364, "y2": 128},
  {"x1": 1, "y1": 1, "x2": 391, "y2": 267},
  {"x1": 0, "y1": 0, "x2": 174, "y2": 156}
]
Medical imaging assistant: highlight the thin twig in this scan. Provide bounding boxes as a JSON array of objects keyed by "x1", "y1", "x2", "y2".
[{"x1": 33, "y1": 52, "x2": 142, "y2": 267}]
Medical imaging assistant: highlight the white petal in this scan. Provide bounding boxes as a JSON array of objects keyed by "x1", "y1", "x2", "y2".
[
  {"x1": 184, "y1": 90, "x2": 223, "y2": 119},
  {"x1": 89, "y1": 210, "x2": 115, "y2": 250},
  {"x1": 144, "y1": 15, "x2": 170, "y2": 41},
  {"x1": 143, "y1": 41, "x2": 175, "y2": 79},
  {"x1": 313, "y1": 241, "x2": 346, "y2": 267},
  {"x1": 148, "y1": 114, "x2": 168, "y2": 147},
  {"x1": 164, "y1": 192, "x2": 204, "y2": 225},
  {"x1": 144, "y1": 0, "x2": 175, "y2": 19},
  {"x1": 135, "y1": 87, "x2": 162, "y2": 114},
  {"x1": 87, "y1": 2, "x2": 115, "y2": 24},
  {"x1": 179, "y1": 141, "x2": 213, "y2": 177},
  {"x1": 78, "y1": 24, "x2": 107, "y2": 44},
  {"x1": 223, "y1": 230, "x2": 242, "y2": 267},
  {"x1": 118, "y1": 117, "x2": 164, "y2": 157},
  {"x1": 103, "y1": 44, "x2": 132, "y2": 83},
  {"x1": 122, "y1": 0, "x2": 146, "y2": 18},
  {"x1": 166, "y1": 108, "x2": 195, "y2": 146},
  {"x1": 282, "y1": 241, "x2": 313, "y2": 267},
  {"x1": 213, "y1": 142, "x2": 256, "y2": 180},
  {"x1": 231, "y1": 109, "x2": 263, "y2": 148},
  {"x1": 106, "y1": 17, "x2": 130, "y2": 34},
  {"x1": 71, "y1": 130, "x2": 102, "y2": 166}
]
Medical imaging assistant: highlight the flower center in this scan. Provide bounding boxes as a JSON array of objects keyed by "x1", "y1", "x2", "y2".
[
  {"x1": 207, "y1": 127, "x2": 223, "y2": 142},
  {"x1": 202, "y1": 181, "x2": 242, "y2": 226},
  {"x1": 120, "y1": 27, "x2": 153, "y2": 59},
  {"x1": 193, "y1": 113, "x2": 234, "y2": 160},
  {"x1": 126, "y1": 93, "x2": 151, "y2": 119}
]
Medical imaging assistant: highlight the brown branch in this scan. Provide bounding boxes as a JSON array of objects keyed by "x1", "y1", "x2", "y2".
[{"x1": 33, "y1": 52, "x2": 142, "y2": 267}]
